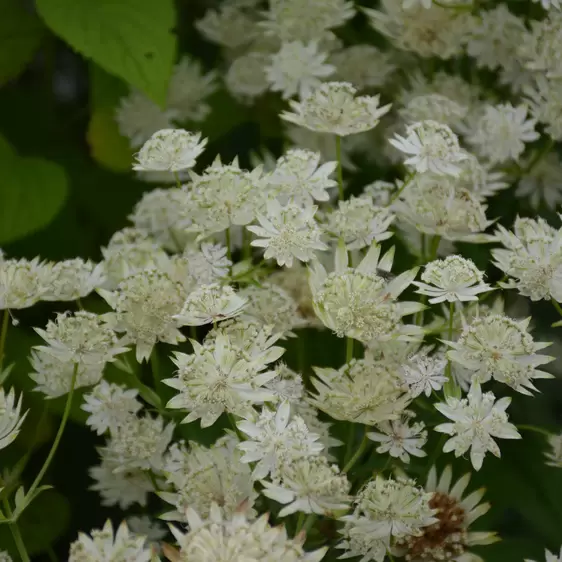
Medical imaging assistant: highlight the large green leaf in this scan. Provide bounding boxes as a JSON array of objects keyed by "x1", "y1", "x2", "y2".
[
  {"x1": 0, "y1": 0, "x2": 45, "y2": 86},
  {"x1": 0, "y1": 134, "x2": 68, "y2": 244},
  {"x1": 36, "y1": 0, "x2": 176, "y2": 105}
]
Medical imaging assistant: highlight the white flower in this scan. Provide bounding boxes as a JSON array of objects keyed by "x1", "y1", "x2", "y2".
[
  {"x1": 195, "y1": 4, "x2": 258, "y2": 49},
  {"x1": 446, "y1": 313, "x2": 553, "y2": 395},
  {"x1": 414, "y1": 255, "x2": 491, "y2": 304},
  {"x1": 281, "y1": 82, "x2": 391, "y2": 136},
  {"x1": 171, "y1": 503, "x2": 327, "y2": 562},
  {"x1": 519, "y1": 12, "x2": 562, "y2": 78},
  {"x1": 525, "y1": 75, "x2": 562, "y2": 141},
  {"x1": 34, "y1": 311, "x2": 127, "y2": 369},
  {"x1": 309, "y1": 243, "x2": 422, "y2": 343},
  {"x1": 435, "y1": 381, "x2": 521, "y2": 470},
  {"x1": 517, "y1": 153, "x2": 562, "y2": 210},
  {"x1": 261, "y1": 455, "x2": 350, "y2": 517},
  {"x1": 401, "y1": 352, "x2": 448, "y2": 397},
  {"x1": 545, "y1": 432, "x2": 562, "y2": 468},
  {"x1": 389, "y1": 120, "x2": 468, "y2": 176},
  {"x1": 0, "y1": 388, "x2": 27, "y2": 451},
  {"x1": 101, "y1": 414, "x2": 174, "y2": 473},
  {"x1": 42, "y1": 259, "x2": 105, "y2": 302},
  {"x1": 368, "y1": 414, "x2": 427, "y2": 463},
  {"x1": 82, "y1": 381, "x2": 142, "y2": 435},
  {"x1": 532, "y1": 0, "x2": 561, "y2": 8},
  {"x1": 161, "y1": 436, "x2": 257, "y2": 521},
  {"x1": 395, "y1": 465, "x2": 498, "y2": 561},
  {"x1": 0, "y1": 552, "x2": 11, "y2": 562},
  {"x1": 89, "y1": 455, "x2": 154, "y2": 509},
  {"x1": 133, "y1": 129, "x2": 207, "y2": 172},
  {"x1": 266, "y1": 364, "x2": 305, "y2": 402},
  {"x1": 248, "y1": 200, "x2": 327, "y2": 267},
  {"x1": 400, "y1": 94, "x2": 468, "y2": 131},
  {"x1": 0, "y1": 257, "x2": 48, "y2": 309},
  {"x1": 225, "y1": 52, "x2": 269, "y2": 103},
  {"x1": 327, "y1": 196, "x2": 394, "y2": 250},
  {"x1": 310, "y1": 358, "x2": 411, "y2": 425},
  {"x1": 266, "y1": 41, "x2": 334, "y2": 99},
  {"x1": 237, "y1": 401, "x2": 324, "y2": 479},
  {"x1": 175, "y1": 283, "x2": 247, "y2": 326},
  {"x1": 126, "y1": 515, "x2": 167, "y2": 544},
  {"x1": 183, "y1": 243, "x2": 231, "y2": 284},
  {"x1": 115, "y1": 90, "x2": 176, "y2": 148},
  {"x1": 164, "y1": 333, "x2": 283, "y2": 427},
  {"x1": 526, "y1": 548, "x2": 562, "y2": 562},
  {"x1": 468, "y1": 104, "x2": 539, "y2": 165},
  {"x1": 167, "y1": 56, "x2": 217, "y2": 122},
  {"x1": 99, "y1": 270, "x2": 186, "y2": 362},
  {"x1": 268, "y1": 149, "x2": 337, "y2": 204},
  {"x1": 68, "y1": 520, "x2": 153, "y2": 562}
]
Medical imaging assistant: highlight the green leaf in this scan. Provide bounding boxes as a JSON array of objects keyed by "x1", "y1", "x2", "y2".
[
  {"x1": 36, "y1": 0, "x2": 176, "y2": 105},
  {"x1": 0, "y1": 0, "x2": 45, "y2": 86},
  {"x1": 0, "y1": 134, "x2": 68, "y2": 244}
]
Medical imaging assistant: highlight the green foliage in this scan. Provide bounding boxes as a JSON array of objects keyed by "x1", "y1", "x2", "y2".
[
  {"x1": 36, "y1": 0, "x2": 177, "y2": 105},
  {"x1": 0, "y1": 134, "x2": 68, "y2": 245},
  {"x1": 0, "y1": 0, "x2": 45, "y2": 86}
]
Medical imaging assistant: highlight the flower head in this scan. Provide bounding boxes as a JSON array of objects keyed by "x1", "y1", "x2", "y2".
[
  {"x1": 281, "y1": 82, "x2": 391, "y2": 136},
  {"x1": 401, "y1": 352, "x2": 448, "y2": 398},
  {"x1": 43, "y1": 259, "x2": 105, "y2": 302},
  {"x1": 0, "y1": 257, "x2": 48, "y2": 309},
  {"x1": 545, "y1": 432, "x2": 562, "y2": 468},
  {"x1": 0, "y1": 388, "x2": 27, "y2": 451},
  {"x1": 435, "y1": 381, "x2": 521, "y2": 470}
]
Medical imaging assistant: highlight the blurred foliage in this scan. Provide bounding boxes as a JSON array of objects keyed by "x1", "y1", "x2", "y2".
[{"x1": 0, "y1": 0, "x2": 560, "y2": 560}]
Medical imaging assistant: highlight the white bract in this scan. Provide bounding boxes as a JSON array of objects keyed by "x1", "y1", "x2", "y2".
[{"x1": 0, "y1": 388, "x2": 27, "y2": 451}]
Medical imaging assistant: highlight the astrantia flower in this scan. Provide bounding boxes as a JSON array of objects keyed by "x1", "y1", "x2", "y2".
[
  {"x1": 43, "y1": 258, "x2": 105, "y2": 302},
  {"x1": 261, "y1": 455, "x2": 350, "y2": 517},
  {"x1": 532, "y1": 0, "x2": 561, "y2": 8},
  {"x1": 468, "y1": 104, "x2": 539, "y2": 165},
  {"x1": 82, "y1": 381, "x2": 142, "y2": 436},
  {"x1": 281, "y1": 81, "x2": 391, "y2": 136},
  {"x1": 161, "y1": 436, "x2": 257, "y2": 521},
  {"x1": 99, "y1": 270, "x2": 186, "y2": 362},
  {"x1": 89, "y1": 455, "x2": 154, "y2": 509},
  {"x1": 164, "y1": 333, "x2": 283, "y2": 427},
  {"x1": 545, "y1": 432, "x2": 562, "y2": 468},
  {"x1": 327, "y1": 196, "x2": 394, "y2": 250},
  {"x1": 175, "y1": 283, "x2": 247, "y2": 326},
  {"x1": 133, "y1": 129, "x2": 207, "y2": 172},
  {"x1": 0, "y1": 388, "x2": 27, "y2": 451},
  {"x1": 195, "y1": 3, "x2": 258, "y2": 49},
  {"x1": 389, "y1": 120, "x2": 468, "y2": 176},
  {"x1": 519, "y1": 12, "x2": 562, "y2": 78},
  {"x1": 171, "y1": 503, "x2": 327, "y2": 562},
  {"x1": 167, "y1": 56, "x2": 217, "y2": 122},
  {"x1": 395, "y1": 465, "x2": 498, "y2": 562},
  {"x1": 446, "y1": 313, "x2": 553, "y2": 395},
  {"x1": 115, "y1": 90, "x2": 176, "y2": 148},
  {"x1": 102, "y1": 414, "x2": 174, "y2": 473},
  {"x1": 401, "y1": 352, "x2": 448, "y2": 397},
  {"x1": 525, "y1": 75, "x2": 562, "y2": 141},
  {"x1": 309, "y1": 243, "x2": 422, "y2": 343},
  {"x1": 526, "y1": 548, "x2": 562, "y2": 562},
  {"x1": 368, "y1": 414, "x2": 427, "y2": 463},
  {"x1": 266, "y1": 363, "x2": 305, "y2": 402},
  {"x1": 310, "y1": 358, "x2": 411, "y2": 425},
  {"x1": 248, "y1": 200, "x2": 327, "y2": 267},
  {"x1": 226, "y1": 52, "x2": 269, "y2": 103},
  {"x1": 435, "y1": 381, "x2": 521, "y2": 470},
  {"x1": 183, "y1": 243, "x2": 231, "y2": 285},
  {"x1": 516, "y1": 152, "x2": 562, "y2": 210},
  {"x1": 0, "y1": 257, "x2": 47, "y2": 309},
  {"x1": 237, "y1": 401, "x2": 324, "y2": 480},
  {"x1": 414, "y1": 255, "x2": 491, "y2": 304},
  {"x1": 266, "y1": 41, "x2": 334, "y2": 99},
  {"x1": 400, "y1": 94, "x2": 468, "y2": 131},
  {"x1": 340, "y1": 476, "x2": 437, "y2": 559},
  {"x1": 0, "y1": 552, "x2": 11, "y2": 562},
  {"x1": 268, "y1": 149, "x2": 337, "y2": 204},
  {"x1": 492, "y1": 216, "x2": 562, "y2": 302},
  {"x1": 68, "y1": 520, "x2": 153, "y2": 562},
  {"x1": 126, "y1": 516, "x2": 166, "y2": 545},
  {"x1": 34, "y1": 311, "x2": 127, "y2": 369}
]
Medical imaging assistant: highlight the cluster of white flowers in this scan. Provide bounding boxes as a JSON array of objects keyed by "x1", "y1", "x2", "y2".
[{"x1": 4, "y1": 1, "x2": 562, "y2": 560}]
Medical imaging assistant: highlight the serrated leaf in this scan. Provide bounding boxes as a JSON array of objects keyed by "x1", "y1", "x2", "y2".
[
  {"x1": 36, "y1": 0, "x2": 176, "y2": 105},
  {"x1": 0, "y1": 0, "x2": 45, "y2": 86},
  {"x1": 0, "y1": 134, "x2": 68, "y2": 244}
]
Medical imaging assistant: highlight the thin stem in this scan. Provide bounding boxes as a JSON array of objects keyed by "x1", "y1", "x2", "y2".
[
  {"x1": 47, "y1": 545, "x2": 59, "y2": 562},
  {"x1": 517, "y1": 424, "x2": 552, "y2": 437},
  {"x1": 20, "y1": 363, "x2": 79, "y2": 517},
  {"x1": 225, "y1": 227, "x2": 233, "y2": 270},
  {"x1": 0, "y1": 308, "x2": 9, "y2": 372},
  {"x1": 429, "y1": 235, "x2": 442, "y2": 261},
  {"x1": 242, "y1": 227, "x2": 252, "y2": 261},
  {"x1": 335, "y1": 135, "x2": 344, "y2": 201},
  {"x1": 3, "y1": 499, "x2": 30, "y2": 562},
  {"x1": 343, "y1": 431, "x2": 369, "y2": 473},
  {"x1": 189, "y1": 325, "x2": 197, "y2": 342},
  {"x1": 302, "y1": 514, "x2": 317, "y2": 534},
  {"x1": 552, "y1": 299, "x2": 562, "y2": 318},
  {"x1": 390, "y1": 171, "x2": 416, "y2": 204},
  {"x1": 295, "y1": 511, "x2": 306, "y2": 534},
  {"x1": 150, "y1": 348, "x2": 161, "y2": 392},
  {"x1": 173, "y1": 171, "x2": 182, "y2": 189},
  {"x1": 444, "y1": 301, "x2": 460, "y2": 396},
  {"x1": 386, "y1": 551, "x2": 396, "y2": 562},
  {"x1": 346, "y1": 337, "x2": 354, "y2": 364},
  {"x1": 344, "y1": 423, "x2": 356, "y2": 465},
  {"x1": 523, "y1": 137, "x2": 554, "y2": 176}
]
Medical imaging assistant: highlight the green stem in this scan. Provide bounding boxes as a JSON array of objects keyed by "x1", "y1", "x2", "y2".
[
  {"x1": 429, "y1": 235, "x2": 442, "y2": 261},
  {"x1": 443, "y1": 301, "x2": 460, "y2": 397},
  {"x1": 346, "y1": 337, "x2": 354, "y2": 364},
  {"x1": 552, "y1": 299, "x2": 562, "y2": 318},
  {"x1": 3, "y1": 499, "x2": 30, "y2": 562},
  {"x1": 523, "y1": 137, "x2": 554, "y2": 176},
  {"x1": 302, "y1": 514, "x2": 317, "y2": 534},
  {"x1": 387, "y1": 551, "x2": 396, "y2": 562},
  {"x1": 173, "y1": 170, "x2": 182, "y2": 189},
  {"x1": 189, "y1": 325, "x2": 197, "y2": 342},
  {"x1": 295, "y1": 511, "x2": 306, "y2": 534},
  {"x1": 225, "y1": 227, "x2": 233, "y2": 272},
  {"x1": 390, "y1": 171, "x2": 416, "y2": 204},
  {"x1": 517, "y1": 424, "x2": 552, "y2": 437},
  {"x1": 19, "y1": 364, "x2": 79, "y2": 518},
  {"x1": 335, "y1": 135, "x2": 344, "y2": 200},
  {"x1": 150, "y1": 348, "x2": 161, "y2": 393},
  {"x1": 343, "y1": 431, "x2": 369, "y2": 473},
  {"x1": 0, "y1": 308, "x2": 9, "y2": 372},
  {"x1": 242, "y1": 227, "x2": 252, "y2": 261}
]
